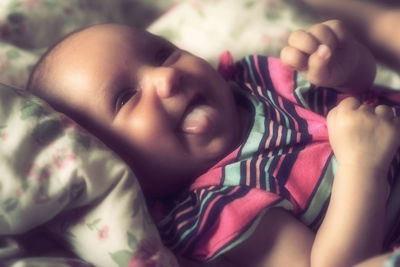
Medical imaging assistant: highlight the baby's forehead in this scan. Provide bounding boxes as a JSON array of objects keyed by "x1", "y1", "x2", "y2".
[{"x1": 61, "y1": 24, "x2": 156, "y2": 50}]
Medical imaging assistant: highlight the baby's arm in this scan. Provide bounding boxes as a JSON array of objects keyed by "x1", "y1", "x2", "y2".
[
  {"x1": 223, "y1": 98, "x2": 400, "y2": 267},
  {"x1": 312, "y1": 97, "x2": 400, "y2": 266},
  {"x1": 281, "y1": 20, "x2": 376, "y2": 94}
]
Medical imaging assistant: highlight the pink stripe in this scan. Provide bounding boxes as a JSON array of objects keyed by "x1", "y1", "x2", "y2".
[
  {"x1": 274, "y1": 103, "x2": 282, "y2": 123},
  {"x1": 265, "y1": 120, "x2": 276, "y2": 149},
  {"x1": 286, "y1": 142, "x2": 331, "y2": 209},
  {"x1": 272, "y1": 155, "x2": 285, "y2": 178},
  {"x1": 268, "y1": 59, "x2": 301, "y2": 132},
  {"x1": 253, "y1": 56, "x2": 264, "y2": 86},
  {"x1": 256, "y1": 85, "x2": 264, "y2": 97},
  {"x1": 294, "y1": 105, "x2": 328, "y2": 141},
  {"x1": 190, "y1": 146, "x2": 241, "y2": 189},
  {"x1": 192, "y1": 189, "x2": 281, "y2": 259},
  {"x1": 275, "y1": 124, "x2": 283, "y2": 147},
  {"x1": 196, "y1": 187, "x2": 241, "y2": 236},
  {"x1": 268, "y1": 58, "x2": 297, "y2": 103},
  {"x1": 246, "y1": 159, "x2": 251, "y2": 186},
  {"x1": 256, "y1": 156, "x2": 262, "y2": 188}
]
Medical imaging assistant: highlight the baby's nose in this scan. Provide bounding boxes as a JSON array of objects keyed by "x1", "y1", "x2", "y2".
[{"x1": 153, "y1": 67, "x2": 182, "y2": 98}]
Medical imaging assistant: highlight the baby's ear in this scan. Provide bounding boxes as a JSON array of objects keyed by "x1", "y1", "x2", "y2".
[{"x1": 217, "y1": 51, "x2": 235, "y2": 80}]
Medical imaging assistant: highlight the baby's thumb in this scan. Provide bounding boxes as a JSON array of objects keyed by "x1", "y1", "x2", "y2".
[
  {"x1": 307, "y1": 44, "x2": 332, "y2": 85},
  {"x1": 326, "y1": 106, "x2": 337, "y2": 125}
]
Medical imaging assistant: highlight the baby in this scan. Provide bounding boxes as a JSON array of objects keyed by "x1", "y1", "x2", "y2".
[{"x1": 27, "y1": 20, "x2": 400, "y2": 267}]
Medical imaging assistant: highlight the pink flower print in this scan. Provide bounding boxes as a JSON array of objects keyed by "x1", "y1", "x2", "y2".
[
  {"x1": 34, "y1": 194, "x2": 50, "y2": 204},
  {"x1": 1, "y1": 132, "x2": 9, "y2": 141},
  {"x1": 15, "y1": 188, "x2": 24, "y2": 197},
  {"x1": 261, "y1": 34, "x2": 271, "y2": 44},
  {"x1": 129, "y1": 257, "x2": 157, "y2": 267},
  {"x1": 53, "y1": 148, "x2": 76, "y2": 169},
  {"x1": 29, "y1": 166, "x2": 51, "y2": 181},
  {"x1": 25, "y1": 0, "x2": 41, "y2": 8},
  {"x1": 129, "y1": 238, "x2": 160, "y2": 267},
  {"x1": 98, "y1": 226, "x2": 109, "y2": 240},
  {"x1": 59, "y1": 117, "x2": 76, "y2": 129}
]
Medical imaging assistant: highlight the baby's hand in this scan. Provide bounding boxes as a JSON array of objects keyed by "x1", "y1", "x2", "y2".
[
  {"x1": 327, "y1": 97, "x2": 400, "y2": 171},
  {"x1": 280, "y1": 20, "x2": 376, "y2": 92}
]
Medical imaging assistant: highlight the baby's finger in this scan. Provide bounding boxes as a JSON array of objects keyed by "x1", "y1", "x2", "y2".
[
  {"x1": 280, "y1": 46, "x2": 308, "y2": 71},
  {"x1": 321, "y1": 20, "x2": 349, "y2": 44},
  {"x1": 306, "y1": 44, "x2": 332, "y2": 84},
  {"x1": 308, "y1": 23, "x2": 339, "y2": 51},
  {"x1": 288, "y1": 30, "x2": 319, "y2": 54},
  {"x1": 375, "y1": 105, "x2": 395, "y2": 119},
  {"x1": 338, "y1": 97, "x2": 361, "y2": 110},
  {"x1": 359, "y1": 104, "x2": 374, "y2": 114}
]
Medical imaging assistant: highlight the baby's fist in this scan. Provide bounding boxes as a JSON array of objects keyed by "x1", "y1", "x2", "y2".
[{"x1": 281, "y1": 20, "x2": 375, "y2": 91}]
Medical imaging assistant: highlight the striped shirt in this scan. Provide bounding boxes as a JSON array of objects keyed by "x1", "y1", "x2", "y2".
[{"x1": 155, "y1": 55, "x2": 400, "y2": 261}]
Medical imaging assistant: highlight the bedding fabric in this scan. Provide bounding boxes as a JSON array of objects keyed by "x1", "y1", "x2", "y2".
[{"x1": 0, "y1": 82, "x2": 178, "y2": 266}]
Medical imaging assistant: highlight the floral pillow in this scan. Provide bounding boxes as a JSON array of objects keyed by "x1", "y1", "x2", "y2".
[
  {"x1": 0, "y1": 0, "x2": 175, "y2": 89},
  {"x1": 0, "y1": 82, "x2": 177, "y2": 267}
]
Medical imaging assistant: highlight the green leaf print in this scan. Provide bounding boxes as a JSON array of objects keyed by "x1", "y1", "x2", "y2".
[
  {"x1": 33, "y1": 119, "x2": 63, "y2": 144},
  {"x1": 0, "y1": 215, "x2": 9, "y2": 230},
  {"x1": 265, "y1": 11, "x2": 281, "y2": 21},
  {"x1": 110, "y1": 250, "x2": 133, "y2": 267},
  {"x1": 7, "y1": 3, "x2": 23, "y2": 13},
  {"x1": 157, "y1": 28, "x2": 180, "y2": 41},
  {"x1": 6, "y1": 49, "x2": 20, "y2": 60},
  {"x1": 70, "y1": 180, "x2": 85, "y2": 200},
  {"x1": 43, "y1": 0, "x2": 58, "y2": 9},
  {"x1": 3, "y1": 197, "x2": 18, "y2": 212},
  {"x1": 21, "y1": 101, "x2": 45, "y2": 119},
  {"x1": 244, "y1": 1, "x2": 255, "y2": 9},
  {"x1": 68, "y1": 132, "x2": 91, "y2": 149},
  {"x1": 7, "y1": 12, "x2": 25, "y2": 24},
  {"x1": 132, "y1": 195, "x2": 142, "y2": 217},
  {"x1": 87, "y1": 218, "x2": 101, "y2": 231},
  {"x1": 127, "y1": 232, "x2": 139, "y2": 251}
]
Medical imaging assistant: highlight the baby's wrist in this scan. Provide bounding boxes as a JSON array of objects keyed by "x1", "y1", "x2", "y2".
[
  {"x1": 335, "y1": 162, "x2": 389, "y2": 196},
  {"x1": 336, "y1": 160, "x2": 389, "y2": 181}
]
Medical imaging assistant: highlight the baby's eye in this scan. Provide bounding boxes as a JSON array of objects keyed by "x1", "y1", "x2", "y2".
[
  {"x1": 116, "y1": 90, "x2": 136, "y2": 111},
  {"x1": 155, "y1": 46, "x2": 173, "y2": 65}
]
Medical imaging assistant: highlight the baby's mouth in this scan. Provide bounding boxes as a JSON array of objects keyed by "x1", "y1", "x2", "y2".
[{"x1": 180, "y1": 95, "x2": 217, "y2": 135}]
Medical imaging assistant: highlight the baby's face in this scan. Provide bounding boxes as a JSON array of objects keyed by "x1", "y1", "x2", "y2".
[{"x1": 44, "y1": 24, "x2": 244, "y2": 196}]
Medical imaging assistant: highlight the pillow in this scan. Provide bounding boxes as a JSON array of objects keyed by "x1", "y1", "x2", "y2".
[
  {"x1": 0, "y1": 82, "x2": 178, "y2": 266},
  {"x1": 0, "y1": 42, "x2": 38, "y2": 89},
  {"x1": 0, "y1": 0, "x2": 175, "y2": 89}
]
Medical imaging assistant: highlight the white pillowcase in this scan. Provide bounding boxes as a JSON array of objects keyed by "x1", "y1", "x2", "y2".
[{"x1": 0, "y1": 82, "x2": 177, "y2": 267}]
